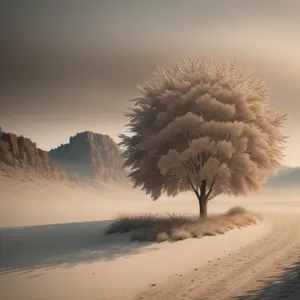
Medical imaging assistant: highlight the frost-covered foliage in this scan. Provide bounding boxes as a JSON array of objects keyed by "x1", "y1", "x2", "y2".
[{"x1": 119, "y1": 58, "x2": 287, "y2": 215}]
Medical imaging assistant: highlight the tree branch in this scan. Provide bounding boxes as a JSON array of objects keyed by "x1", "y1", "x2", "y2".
[
  {"x1": 190, "y1": 158, "x2": 200, "y2": 174},
  {"x1": 207, "y1": 194, "x2": 215, "y2": 201},
  {"x1": 180, "y1": 160, "x2": 200, "y2": 198},
  {"x1": 187, "y1": 174, "x2": 200, "y2": 198},
  {"x1": 182, "y1": 131, "x2": 190, "y2": 149},
  {"x1": 206, "y1": 174, "x2": 218, "y2": 200}
]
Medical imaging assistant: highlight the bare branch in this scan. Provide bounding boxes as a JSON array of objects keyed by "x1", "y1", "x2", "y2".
[{"x1": 206, "y1": 174, "x2": 218, "y2": 200}]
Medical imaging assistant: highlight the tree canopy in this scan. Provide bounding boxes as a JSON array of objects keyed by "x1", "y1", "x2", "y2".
[{"x1": 119, "y1": 58, "x2": 287, "y2": 217}]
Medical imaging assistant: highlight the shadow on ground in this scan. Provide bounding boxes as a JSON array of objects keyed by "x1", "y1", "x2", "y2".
[
  {"x1": 234, "y1": 259, "x2": 300, "y2": 299},
  {"x1": 0, "y1": 220, "x2": 157, "y2": 274}
]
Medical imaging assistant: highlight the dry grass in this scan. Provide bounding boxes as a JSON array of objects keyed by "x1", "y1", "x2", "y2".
[
  {"x1": 156, "y1": 231, "x2": 169, "y2": 243},
  {"x1": 105, "y1": 206, "x2": 263, "y2": 242},
  {"x1": 171, "y1": 228, "x2": 193, "y2": 240}
]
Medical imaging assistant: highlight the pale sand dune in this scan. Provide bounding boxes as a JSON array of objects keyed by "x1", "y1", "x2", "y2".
[{"x1": 1, "y1": 172, "x2": 300, "y2": 300}]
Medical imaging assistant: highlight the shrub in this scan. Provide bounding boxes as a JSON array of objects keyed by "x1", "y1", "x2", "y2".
[{"x1": 105, "y1": 206, "x2": 263, "y2": 243}]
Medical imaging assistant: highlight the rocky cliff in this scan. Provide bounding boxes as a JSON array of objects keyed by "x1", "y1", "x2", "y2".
[
  {"x1": 48, "y1": 131, "x2": 126, "y2": 182},
  {"x1": 0, "y1": 127, "x2": 127, "y2": 183},
  {"x1": 0, "y1": 126, "x2": 67, "y2": 180}
]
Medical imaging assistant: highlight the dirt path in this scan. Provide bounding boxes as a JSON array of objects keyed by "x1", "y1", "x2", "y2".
[{"x1": 136, "y1": 212, "x2": 300, "y2": 300}]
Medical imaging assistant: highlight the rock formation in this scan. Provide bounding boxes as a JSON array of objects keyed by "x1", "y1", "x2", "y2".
[
  {"x1": 0, "y1": 127, "x2": 127, "y2": 183},
  {"x1": 48, "y1": 131, "x2": 127, "y2": 182},
  {"x1": 0, "y1": 126, "x2": 67, "y2": 180}
]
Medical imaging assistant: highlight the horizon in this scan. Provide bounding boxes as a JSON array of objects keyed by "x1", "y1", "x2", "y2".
[
  {"x1": 1, "y1": 1, "x2": 299, "y2": 166},
  {"x1": 0, "y1": 126, "x2": 296, "y2": 170}
]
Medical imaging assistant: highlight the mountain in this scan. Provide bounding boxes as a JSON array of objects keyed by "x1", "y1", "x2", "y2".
[
  {"x1": 0, "y1": 127, "x2": 127, "y2": 184},
  {"x1": 0, "y1": 126, "x2": 67, "y2": 180},
  {"x1": 48, "y1": 131, "x2": 127, "y2": 182},
  {"x1": 265, "y1": 166, "x2": 300, "y2": 189}
]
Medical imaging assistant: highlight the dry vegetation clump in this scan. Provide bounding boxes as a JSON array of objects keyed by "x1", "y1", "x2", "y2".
[
  {"x1": 105, "y1": 206, "x2": 263, "y2": 242},
  {"x1": 171, "y1": 228, "x2": 193, "y2": 240},
  {"x1": 155, "y1": 231, "x2": 169, "y2": 243}
]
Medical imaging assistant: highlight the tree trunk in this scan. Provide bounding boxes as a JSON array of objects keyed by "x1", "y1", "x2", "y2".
[
  {"x1": 199, "y1": 180, "x2": 208, "y2": 218},
  {"x1": 189, "y1": 179, "x2": 208, "y2": 218},
  {"x1": 198, "y1": 196, "x2": 208, "y2": 218}
]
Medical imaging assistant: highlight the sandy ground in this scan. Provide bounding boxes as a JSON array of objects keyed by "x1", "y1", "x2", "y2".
[{"x1": 1, "y1": 168, "x2": 300, "y2": 300}]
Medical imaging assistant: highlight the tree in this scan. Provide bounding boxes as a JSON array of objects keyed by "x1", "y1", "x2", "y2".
[{"x1": 119, "y1": 58, "x2": 287, "y2": 217}]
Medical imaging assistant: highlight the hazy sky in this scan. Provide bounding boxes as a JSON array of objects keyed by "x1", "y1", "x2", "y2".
[{"x1": 1, "y1": 0, "x2": 300, "y2": 166}]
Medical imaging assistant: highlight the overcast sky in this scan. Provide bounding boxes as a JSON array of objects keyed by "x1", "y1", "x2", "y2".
[{"x1": 1, "y1": 0, "x2": 300, "y2": 166}]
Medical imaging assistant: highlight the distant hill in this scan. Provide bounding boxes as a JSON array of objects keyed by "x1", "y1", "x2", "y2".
[
  {"x1": 265, "y1": 166, "x2": 300, "y2": 189},
  {"x1": 0, "y1": 127, "x2": 127, "y2": 184}
]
